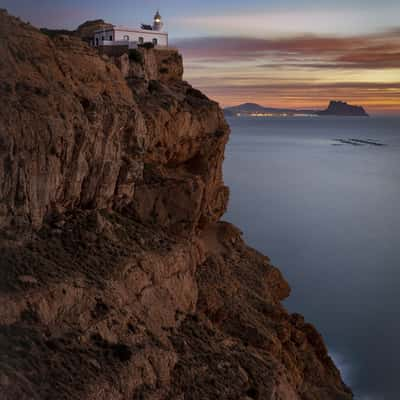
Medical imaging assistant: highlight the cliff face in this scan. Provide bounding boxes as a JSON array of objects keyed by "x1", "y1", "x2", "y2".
[
  {"x1": 0, "y1": 11, "x2": 227, "y2": 232},
  {"x1": 0, "y1": 10, "x2": 352, "y2": 400}
]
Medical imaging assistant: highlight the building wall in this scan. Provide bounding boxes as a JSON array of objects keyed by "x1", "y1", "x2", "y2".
[
  {"x1": 94, "y1": 29, "x2": 168, "y2": 47},
  {"x1": 94, "y1": 29, "x2": 115, "y2": 45}
]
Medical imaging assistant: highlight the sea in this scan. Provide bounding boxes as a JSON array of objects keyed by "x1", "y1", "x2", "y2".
[{"x1": 223, "y1": 116, "x2": 400, "y2": 400}]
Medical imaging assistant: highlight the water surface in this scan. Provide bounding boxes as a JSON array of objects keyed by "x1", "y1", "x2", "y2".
[{"x1": 224, "y1": 116, "x2": 400, "y2": 400}]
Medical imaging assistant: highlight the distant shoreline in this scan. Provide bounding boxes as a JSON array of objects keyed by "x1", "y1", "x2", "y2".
[
  {"x1": 225, "y1": 114, "x2": 400, "y2": 118},
  {"x1": 224, "y1": 100, "x2": 369, "y2": 118}
]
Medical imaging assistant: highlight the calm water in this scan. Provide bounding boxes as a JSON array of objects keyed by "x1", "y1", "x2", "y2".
[{"x1": 224, "y1": 116, "x2": 400, "y2": 400}]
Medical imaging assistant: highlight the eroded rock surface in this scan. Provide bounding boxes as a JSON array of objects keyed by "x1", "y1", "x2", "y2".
[
  {"x1": 0, "y1": 10, "x2": 352, "y2": 400},
  {"x1": 0, "y1": 10, "x2": 227, "y2": 231}
]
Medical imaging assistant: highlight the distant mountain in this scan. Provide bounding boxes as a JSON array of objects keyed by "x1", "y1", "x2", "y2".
[
  {"x1": 224, "y1": 101, "x2": 368, "y2": 117},
  {"x1": 316, "y1": 101, "x2": 369, "y2": 117},
  {"x1": 224, "y1": 103, "x2": 306, "y2": 116}
]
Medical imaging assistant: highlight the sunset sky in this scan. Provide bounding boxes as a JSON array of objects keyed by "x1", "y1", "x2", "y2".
[{"x1": 3, "y1": 0, "x2": 400, "y2": 114}]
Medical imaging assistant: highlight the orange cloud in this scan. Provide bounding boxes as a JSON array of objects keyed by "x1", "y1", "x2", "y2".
[{"x1": 174, "y1": 30, "x2": 400, "y2": 114}]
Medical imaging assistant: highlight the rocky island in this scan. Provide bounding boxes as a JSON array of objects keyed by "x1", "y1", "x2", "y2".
[
  {"x1": 0, "y1": 10, "x2": 352, "y2": 400},
  {"x1": 317, "y1": 101, "x2": 369, "y2": 117}
]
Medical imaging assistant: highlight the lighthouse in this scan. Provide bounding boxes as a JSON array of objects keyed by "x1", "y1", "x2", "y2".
[
  {"x1": 153, "y1": 10, "x2": 164, "y2": 31},
  {"x1": 92, "y1": 10, "x2": 168, "y2": 49}
]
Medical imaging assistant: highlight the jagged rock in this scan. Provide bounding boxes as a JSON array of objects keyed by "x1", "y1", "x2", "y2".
[
  {"x1": 0, "y1": 10, "x2": 352, "y2": 400},
  {"x1": 75, "y1": 19, "x2": 114, "y2": 43}
]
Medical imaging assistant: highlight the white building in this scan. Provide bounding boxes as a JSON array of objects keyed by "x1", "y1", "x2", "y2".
[{"x1": 93, "y1": 11, "x2": 168, "y2": 49}]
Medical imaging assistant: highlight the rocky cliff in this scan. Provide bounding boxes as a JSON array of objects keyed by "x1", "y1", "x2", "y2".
[
  {"x1": 0, "y1": 10, "x2": 352, "y2": 400},
  {"x1": 41, "y1": 19, "x2": 113, "y2": 43}
]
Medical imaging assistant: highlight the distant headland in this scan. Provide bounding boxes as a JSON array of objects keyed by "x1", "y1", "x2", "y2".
[
  {"x1": 316, "y1": 101, "x2": 369, "y2": 117},
  {"x1": 224, "y1": 100, "x2": 369, "y2": 117}
]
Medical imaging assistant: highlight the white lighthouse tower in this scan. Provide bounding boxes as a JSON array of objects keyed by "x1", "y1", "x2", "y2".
[{"x1": 153, "y1": 10, "x2": 164, "y2": 31}]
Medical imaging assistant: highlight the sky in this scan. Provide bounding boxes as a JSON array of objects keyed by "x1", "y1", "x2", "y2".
[{"x1": 2, "y1": 0, "x2": 400, "y2": 113}]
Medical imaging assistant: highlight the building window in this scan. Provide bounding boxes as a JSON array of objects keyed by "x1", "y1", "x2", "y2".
[
  {"x1": 139, "y1": 37, "x2": 144, "y2": 44},
  {"x1": 96, "y1": 38, "x2": 99, "y2": 46},
  {"x1": 152, "y1": 38, "x2": 158, "y2": 46},
  {"x1": 123, "y1": 35, "x2": 130, "y2": 41},
  {"x1": 109, "y1": 35, "x2": 112, "y2": 41}
]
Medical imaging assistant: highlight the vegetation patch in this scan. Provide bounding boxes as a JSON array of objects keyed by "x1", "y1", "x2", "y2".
[
  {"x1": 40, "y1": 28, "x2": 74, "y2": 38},
  {"x1": 128, "y1": 49, "x2": 143, "y2": 64},
  {"x1": 138, "y1": 42, "x2": 155, "y2": 50}
]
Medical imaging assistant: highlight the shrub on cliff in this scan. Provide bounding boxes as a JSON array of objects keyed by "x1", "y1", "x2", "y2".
[
  {"x1": 138, "y1": 42, "x2": 155, "y2": 50},
  {"x1": 129, "y1": 49, "x2": 143, "y2": 64},
  {"x1": 40, "y1": 28, "x2": 74, "y2": 38}
]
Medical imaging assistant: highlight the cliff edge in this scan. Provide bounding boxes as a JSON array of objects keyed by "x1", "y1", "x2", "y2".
[{"x1": 0, "y1": 10, "x2": 352, "y2": 400}]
